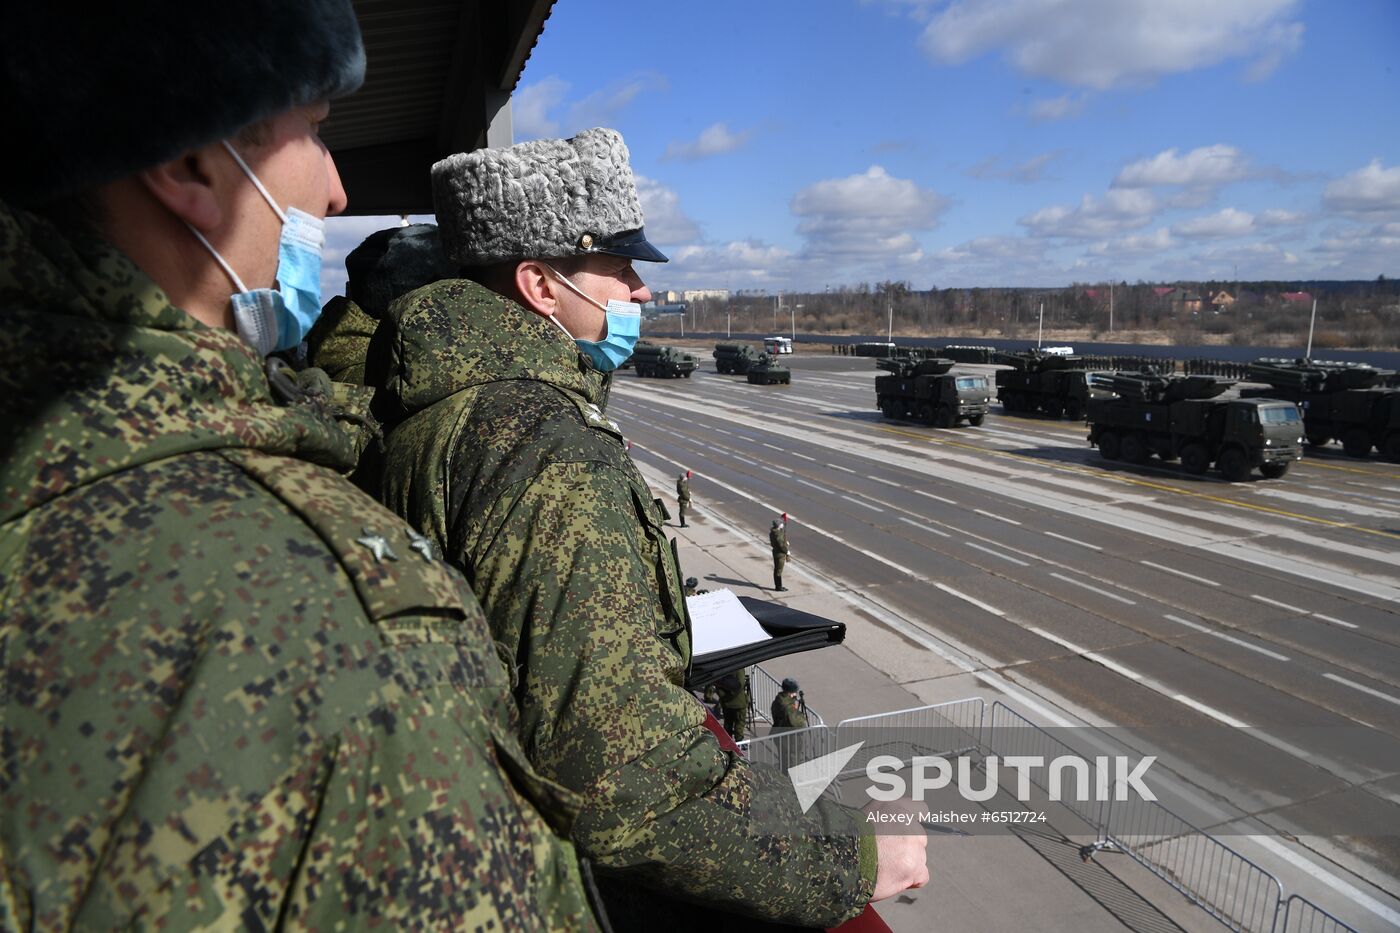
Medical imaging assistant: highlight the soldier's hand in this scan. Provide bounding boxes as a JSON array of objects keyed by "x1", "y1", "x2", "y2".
[{"x1": 871, "y1": 831, "x2": 929, "y2": 901}]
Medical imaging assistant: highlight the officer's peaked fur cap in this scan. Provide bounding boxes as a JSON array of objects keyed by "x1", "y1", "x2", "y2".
[
  {"x1": 432, "y1": 128, "x2": 667, "y2": 267},
  {"x1": 2, "y1": 0, "x2": 365, "y2": 203}
]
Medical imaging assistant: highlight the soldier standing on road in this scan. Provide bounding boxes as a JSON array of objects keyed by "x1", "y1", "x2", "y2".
[
  {"x1": 715, "y1": 668, "x2": 752, "y2": 741},
  {"x1": 770, "y1": 516, "x2": 791, "y2": 591},
  {"x1": 676, "y1": 470, "x2": 691, "y2": 527}
]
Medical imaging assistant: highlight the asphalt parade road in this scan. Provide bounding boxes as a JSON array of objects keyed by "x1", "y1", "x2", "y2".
[{"x1": 611, "y1": 348, "x2": 1400, "y2": 913}]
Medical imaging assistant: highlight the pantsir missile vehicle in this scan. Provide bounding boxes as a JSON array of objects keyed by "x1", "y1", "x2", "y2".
[
  {"x1": 1087, "y1": 372, "x2": 1303, "y2": 481},
  {"x1": 1241, "y1": 358, "x2": 1400, "y2": 461},
  {"x1": 630, "y1": 341, "x2": 697, "y2": 378},
  {"x1": 875, "y1": 356, "x2": 990, "y2": 427},
  {"x1": 995, "y1": 350, "x2": 1103, "y2": 420},
  {"x1": 713, "y1": 342, "x2": 762, "y2": 374}
]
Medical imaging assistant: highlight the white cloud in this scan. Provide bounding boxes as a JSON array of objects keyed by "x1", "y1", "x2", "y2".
[
  {"x1": 1323, "y1": 159, "x2": 1400, "y2": 218},
  {"x1": 662, "y1": 123, "x2": 753, "y2": 161},
  {"x1": 939, "y1": 235, "x2": 1043, "y2": 262},
  {"x1": 1020, "y1": 188, "x2": 1157, "y2": 238},
  {"x1": 1113, "y1": 145, "x2": 1254, "y2": 189},
  {"x1": 1027, "y1": 94, "x2": 1085, "y2": 121},
  {"x1": 911, "y1": 0, "x2": 1303, "y2": 90},
  {"x1": 967, "y1": 151, "x2": 1060, "y2": 183},
  {"x1": 1189, "y1": 241, "x2": 1300, "y2": 276},
  {"x1": 320, "y1": 214, "x2": 435, "y2": 300},
  {"x1": 634, "y1": 175, "x2": 701, "y2": 245},
  {"x1": 790, "y1": 166, "x2": 949, "y2": 258},
  {"x1": 1310, "y1": 222, "x2": 1400, "y2": 278},
  {"x1": 513, "y1": 77, "x2": 569, "y2": 139},
  {"x1": 566, "y1": 74, "x2": 666, "y2": 131},
  {"x1": 1088, "y1": 228, "x2": 1174, "y2": 256},
  {"x1": 1172, "y1": 207, "x2": 1256, "y2": 238},
  {"x1": 1257, "y1": 208, "x2": 1308, "y2": 226},
  {"x1": 660, "y1": 240, "x2": 800, "y2": 289}
]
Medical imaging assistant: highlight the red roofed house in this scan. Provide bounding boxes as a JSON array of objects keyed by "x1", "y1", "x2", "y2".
[{"x1": 1281, "y1": 291, "x2": 1312, "y2": 303}]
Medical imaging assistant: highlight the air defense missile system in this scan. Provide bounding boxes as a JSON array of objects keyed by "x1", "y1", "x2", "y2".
[
  {"x1": 875, "y1": 356, "x2": 990, "y2": 428},
  {"x1": 1241, "y1": 358, "x2": 1400, "y2": 461},
  {"x1": 630, "y1": 341, "x2": 697, "y2": 378},
  {"x1": 713, "y1": 342, "x2": 762, "y2": 374},
  {"x1": 1086, "y1": 372, "x2": 1303, "y2": 481},
  {"x1": 995, "y1": 349, "x2": 1109, "y2": 420},
  {"x1": 746, "y1": 352, "x2": 791, "y2": 385}
]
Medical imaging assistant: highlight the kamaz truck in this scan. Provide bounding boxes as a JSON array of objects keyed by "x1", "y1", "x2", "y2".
[
  {"x1": 746, "y1": 352, "x2": 791, "y2": 385},
  {"x1": 713, "y1": 342, "x2": 762, "y2": 374},
  {"x1": 1086, "y1": 373, "x2": 1303, "y2": 481},
  {"x1": 995, "y1": 350, "x2": 1106, "y2": 420},
  {"x1": 875, "y1": 356, "x2": 990, "y2": 428},
  {"x1": 631, "y1": 341, "x2": 697, "y2": 378},
  {"x1": 1241, "y1": 358, "x2": 1400, "y2": 461}
]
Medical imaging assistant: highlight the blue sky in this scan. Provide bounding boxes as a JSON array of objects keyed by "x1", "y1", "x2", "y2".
[{"x1": 325, "y1": 0, "x2": 1400, "y2": 294}]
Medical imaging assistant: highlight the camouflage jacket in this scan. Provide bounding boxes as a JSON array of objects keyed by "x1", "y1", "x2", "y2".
[
  {"x1": 365, "y1": 279, "x2": 876, "y2": 926},
  {"x1": 304, "y1": 294, "x2": 378, "y2": 385},
  {"x1": 770, "y1": 525, "x2": 789, "y2": 556},
  {"x1": 771, "y1": 694, "x2": 808, "y2": 731},
  {"x1": 675, "y1": 476, "x2": 690, "y2": 503},
  {"x1": 0, "y1": 204, "x2": 598, "y2": 931}
]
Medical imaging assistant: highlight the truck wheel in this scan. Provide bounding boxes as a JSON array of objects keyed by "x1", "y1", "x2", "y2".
[
  {"x1": 934, "y1": 406, "x2": 955, "y2": 429},
  {"x1": 999, "y1": 394, "x2": 1015, "y2": 412},
  {"x1": 1098, "y1": 431, "x2": 1122, "y2": 461},
  {"x1": 1121, "y1": 433, "x2": 1149, "y2": 464},
  {"x1": 1383, "y1": 433, "x2": 1400, "y2": 464},
  {"x1": 918, "y1": 403, "x2": 934, "y2": 424},
  {"x1": 1064, "y1": 399, "x2": 1084, "y2": 421},
  {"x1": 1218, "y1": 447, "x2": 1251, "y2": 482},
  {"x1": 969, "y1": 413, "x2": 985, "y2": 426},
  {"x1": 1043, "y1": 399, "x2": 1064, "y2": 419},
  {"x1": 1181, "y1": 443, "x2": 1209, "y2": 475},
  {"x1": 1305, "y1": 433, "x2": 1330, "y2": 447},
  {"x1": 684, "y1": 371, "x2": 692, "y2": 378},
  {"x1": 1260, "y1": 462, "x2": 1290, "y2": 479},
  {"x1": 1342, "y1": 428, "x2": 1372, "y2": 458}
]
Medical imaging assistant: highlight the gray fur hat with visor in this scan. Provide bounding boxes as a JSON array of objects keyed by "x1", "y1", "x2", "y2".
[
  {"x1": 1, "y1": 0, "x2": 366, "y2": 204},
  {"x1": 431, "y1": 128, "x2": 668, "y2": 267}
]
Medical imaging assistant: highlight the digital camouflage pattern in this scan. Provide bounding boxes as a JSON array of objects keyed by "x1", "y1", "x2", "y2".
[
  {"x1": 304, "y1": 294, "x2": 378, "y2": 385},
  {"x1": 0, "y1": 202, "x2": 599, "y2": 931},
  {"x1": 361, "y1": 278, "x2": 876, "y2": 926},
  {"x1": 771, "y1": 693, "x2": 808, "y2": 732}
]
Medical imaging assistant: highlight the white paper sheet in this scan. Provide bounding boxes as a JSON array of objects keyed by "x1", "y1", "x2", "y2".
[{"x1": 686, "y1": 588, "x2": 772, "y2": 656}]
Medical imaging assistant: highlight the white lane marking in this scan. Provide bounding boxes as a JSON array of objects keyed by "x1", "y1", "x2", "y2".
[
  {"x1": 1172, "y1": 694, "x2": 1249, "y2": 727},
  {"x1": 1251, "y1": 594, "x2": 1305, "y2": 613},
  {"x1": 934, "y1": 582, "x2": 1005, "y2": 617},
  {"x1": 1313, "y1": 613, "x2": 1360, "y2": 630},
  {"x1": 731, "y1": 455, "x2": 758, "y2": 466},
  {"x1": 761, "y1": 465, "x2": 792, "y2": 477},
  {"x1": 711, "y1": 428, "x2": 734, "y2": 436},
  {"x1": 830, "y1": 464, "x2": 857, "y2": 474},
  {"x1": 973, "y1": 508, "x2": 1022, "y2": 526},
  {"x1": 915, "y1": 490, "x2": 957, "y2": 505},
  {"x1": 898, "y1": 517, "x2": 951, "y2": 538},
  {"x1": 1246, "y1": 836, "x2": 1400, "y2": 931},
  {"x1": 965, "y1": 541, "x2": 1031, "y2": 567},
  {"x1": 1049, "y1": 572, "x2": 1138, "y2": 605},
  {"x1": 1164, "y1": 614, "x2": 1292, "y2": 661},
  {"x1": 1043, "y1": 531, "x2": 1101, "y2": 551},
  {"x1": 790, "y1": 451, "x2": 818, "y2": 462},
  {"x1": 1029, "y1": 627, "x2": 1143, "y2": 682},
  {"x1": 761, "y1": 443, "x2": 785, "y2": 451},
  {"x1": 1323, "y1": 673, "x2": 1400, "y2": 707},
  {"x1": 868, "y1": 475, "x2": 903, "y2": 487},
  {"x1": 795, "y1": 478, "x2": 835, "y2": 494},
  {"x1": 841, "y1": 494, "x2": 884, "y2": 513},
  {"x1": 1139, "y1": 560, "x2": 1221, "y2": 587}
]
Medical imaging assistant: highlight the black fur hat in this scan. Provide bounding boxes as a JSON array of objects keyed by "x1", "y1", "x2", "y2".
[
  {"x1": 345, "y1": 224, "x2": 457, "y2": 320},
  {"x1": 2, "y1": 1, "x2": 365, "y2": 204}
]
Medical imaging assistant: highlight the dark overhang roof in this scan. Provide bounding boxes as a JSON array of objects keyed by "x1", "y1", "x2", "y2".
[{"x1": 322, "y1": 0, "x2": 556, "y2": 216}]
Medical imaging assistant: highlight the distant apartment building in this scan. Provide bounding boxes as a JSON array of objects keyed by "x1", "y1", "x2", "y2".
[
  {"x1": 650, "y1": 289, "x2": 682, "y2": 304},
  {"x1": 683, "y1": 289, "x2": 730, "y2": 302}
]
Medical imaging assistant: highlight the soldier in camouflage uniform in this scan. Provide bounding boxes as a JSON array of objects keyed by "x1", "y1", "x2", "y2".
[
  {"x1": 771, "y1": 518, "x2": 791, "y2": 591},
  {"x1": 715, "y1": 668, "x2": 752, "y2": 742},
  {"x1": 675, "y1": 470, "x2": 691, "y2": 527},
  {"x1": 340, "y1": 128, "x2": 928, "y2": 926},
  {"x1": 0, "y1": 4, "x2": 599, "y2": 929}
]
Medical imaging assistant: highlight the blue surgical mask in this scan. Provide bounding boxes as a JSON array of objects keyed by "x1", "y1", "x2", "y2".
[
  {"x1": 186, "y1": 141, "x2": 327, "y2": 356},
  {"x1": 543, "y1": 263, "x2": 643, "y2": 372}
]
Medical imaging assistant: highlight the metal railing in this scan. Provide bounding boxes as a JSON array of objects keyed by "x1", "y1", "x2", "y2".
[
  {"x1": 747, "y1": 663, "x2": 825, "y2": 728},
  {"x1": 834, "y1": 698, "x2": 984, "y2": 779},
  {"x1": 1277, "y1": 895, "x2": 1361, "y2": 933}
]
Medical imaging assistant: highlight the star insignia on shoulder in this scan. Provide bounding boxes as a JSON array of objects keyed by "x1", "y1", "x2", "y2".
[
  {"x1": 406, "y1": 529, "x2": 438, "y2": 561},
  {"x1": 356, "y1": 527, "x2": 399, "y2": 562}
]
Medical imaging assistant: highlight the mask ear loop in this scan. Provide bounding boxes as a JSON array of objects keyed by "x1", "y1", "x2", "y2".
[
  {"x1": 221, "y1": 140, "x2": 288, "y2": 224},
  {"x1": 185, "y1": 223, "x2": 250, "y2": 293}
]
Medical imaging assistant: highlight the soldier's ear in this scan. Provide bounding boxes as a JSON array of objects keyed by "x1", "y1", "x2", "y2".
[
  {"x1": 136, "y1": 141, "x2": 231, "y2": 234},
  {"x1": 514, "y1": 260, "x2": 561, "y2": 318}
]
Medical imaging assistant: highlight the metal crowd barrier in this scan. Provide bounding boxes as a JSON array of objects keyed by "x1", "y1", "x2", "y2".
[
  {"x1": 747, "y1": 663, "x2": 826, "y2": 728},
  {"x1": 1278, "y1": 895, "x2": 1361, "y2": 933},
  {"x1": 834, "y1": 698, "x2": 985, "y2": 779}
]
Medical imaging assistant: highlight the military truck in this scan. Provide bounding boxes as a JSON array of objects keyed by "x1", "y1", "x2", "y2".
[
  {"x1": 1087, "y1": 372, "x2": 1303, "y2": 481},
  {"x1": 713, "y1": 342, "x2": 762, "y2": 374},
  {"x1": 995, "y1": 350, "x2": 1105, "y2": 420},
  {"x1": 1241, "y1": 358, "x2": 1400, "y2": 461},
  {"x1": 874, "y1": 356, "x2": 990, "y2": 427},
  {"x1": 746, "y1": 352, "x2": 791, "y2": 385},
  {"x1": 631, "y1": 341, "x2": 697, "y2": 378}
]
